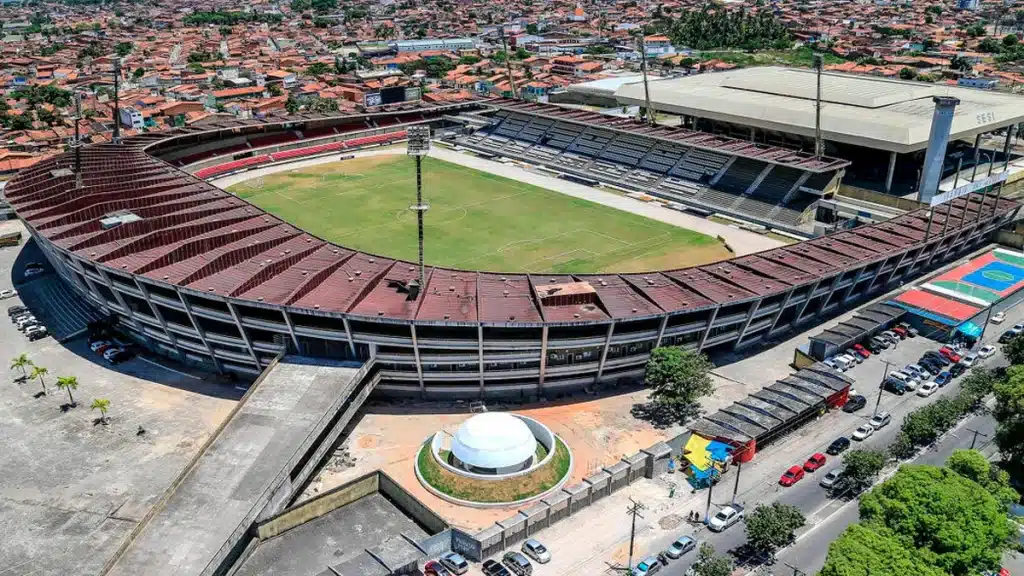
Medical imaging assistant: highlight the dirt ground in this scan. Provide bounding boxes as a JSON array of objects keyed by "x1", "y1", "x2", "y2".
[{"x1": 303, "y1": 388, "x2": 682, "y2": 532}]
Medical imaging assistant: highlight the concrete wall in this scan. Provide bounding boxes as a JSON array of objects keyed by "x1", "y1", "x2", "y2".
[
  {"x1": 378, "y1": 471, "x2": 448, "y2": 535},
  {"x1": 257, "y1": 472, "x2": 379, "y2": 540}
]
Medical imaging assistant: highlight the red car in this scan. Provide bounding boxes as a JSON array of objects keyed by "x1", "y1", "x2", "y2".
[
  {"x1": 939, "y1": 346, "x2": 961, "y2": 363},
  {"x1": 852, "y1": 344, "x2": 870, "y2": 358},
  {"x1": 424, "y1": 560, "x2": 452, "y2": 576},
  {"x1": 892, "y1": 326, "x2": 908, "y2": 338},
  {"x1": 779, "y1": 465, "x2": 805, "y2": 486},
  {"x1": 803, "y1": 453, "x2": 827, "y2": 472}
]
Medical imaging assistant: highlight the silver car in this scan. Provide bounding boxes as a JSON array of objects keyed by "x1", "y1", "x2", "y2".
[
  {"x1": 665, "y1": 535, "x2": 696, "y2": 559},
  {"x1": 521, "y1": 539, "x2": 550, "y2": 564},
  {"x1": 819, "y1": 468, "x2": 844, "y2": 489}
]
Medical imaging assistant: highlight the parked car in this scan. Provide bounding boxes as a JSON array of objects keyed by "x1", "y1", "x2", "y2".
[
  {"x1": 852, "y1": 424, "x2": 875, "y2": 441},
  {"x1": 890, "y1": 371, "x2": 919, "y2": 391},
  {"x1": 502, "y1": 551, "x2": 533, "y2": 576},
  {"x1": 919, "y1": 357, "x2": 945, "y2": 374},
  {"x1": 949, "y1": 363, "x2": 967, "y2": 378},
  {"x1": 883, "y1": 377, "x2": 906, "y2": 395},
  {"x1": 708, "y1": 504, "x2": 744, "y2": 532},
  {"x1": 823, "y1": 358, "x2": 842, "y2": 372},
  {"x1": 826, "y1": 437, "x2": 851, "y2": 455},
  {"x1": 978, "y1": 345, "x2": 997, "y2": 358},
  {"x1": 16, "y1": 316, "x2": 38, "y2": 331},
  {"x1": 25, "y1": 326, "x2": 48, "y2": 341},
  {"x1": 897, "y1": 322, "x2": 918, "y2": 337},
  {"x1": 780, "y1": 465, "x2": 806, "y2": 486},
  {"x1": 881, "y1": 330, "x2": 901, "y2": 343},
  {"x1": 90, "y1": 340, "x2": 111, "y2": 353},
  {"x1": 935, "y1": 371, "x2": 952, "y2": 387},
  {"x1": 834, "y1": 355, "x2": 856, "y2": 371},
  {"x1": 1000, "y1": 329, "x2": 1021, "y2": 343},
  {"x1": 869, "y1": 336, "x2": 890, "y2": 350},
  {"x1": 439, "y1": 552, "x2": 469, "y2": 575},
  {"x1": 869, "y1": 411, "x2": 891, "y2": 429},
  {"x1": 939, "y1": 346, "x2": 961, "y2": 363},
  {"x1": 961, "y1": 353, "x2": 978, "y2": 368},
  {"x1": 804, "y1": 453, "x2": 827, "y2": 472},
  {"x1": 665, "y1": 536, "x2": 697, "y2": 559},
  {"x1": 991, "y1": 311, "x2": 1007, "y2": 324},
  {"x1": 852, "y1": 344, "x2": 870, "y2": 358},
  {"x1": 481, "y1": 560, "x2": 510, "y2": 576},
  {"x1": 905, "y1": 364, "x2": 931, "y2": 380},
  {"x1": 843, "y1": 395, "x2": 867, "y2": 413},
  {"x1": 843, "y1": 349, "x2": 863, "y2": 364},
  {"x1": 521, "y1": 539, "x2": 550, "y2": 564},
  {"x1": 7, "y1": 304, "x2": 27, "y2": 316},
  {"x1": 103, "y1": 347, "x2": 124, "y2": 362},
  {"x1": 424, "y1": 560, "x2": 454, "y2": 576},
  {"x1": 923, "y1": 351, "x2": 951, "y2": 366},
  {"x1": 23, "y1": 267, "x2": 44, "y2": 278},
  {"x1": 819, "y1": 468, "x2": 844, "y2": 489},
  {"x1": 917, "y1": 381, "x2": 939, "y2": 397},
  {"x1": 631, "y1": 555, "x2": 662, "y2": 576},
  {"x1": 892, "y1": 326, "x2": 908, "y2": 339},
  {"x1": 0, "y1": 288, "x2": 16, "y2": 299}
]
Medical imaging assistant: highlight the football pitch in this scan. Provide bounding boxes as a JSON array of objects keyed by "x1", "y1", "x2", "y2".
[{"x1": 229, "y1": 155, "x2": 731, "y2": 274}]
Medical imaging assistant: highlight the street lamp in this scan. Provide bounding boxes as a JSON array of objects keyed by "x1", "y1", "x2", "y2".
[{"x1": 407, "y1": 125, "x2": 431, "y2": 296}]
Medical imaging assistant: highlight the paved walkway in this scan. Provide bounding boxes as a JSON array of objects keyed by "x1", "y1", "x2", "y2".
[{"x1": 210, "y1": 146, "x2": 784, "y2": 257}]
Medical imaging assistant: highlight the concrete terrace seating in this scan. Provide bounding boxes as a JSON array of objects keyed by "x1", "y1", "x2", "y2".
[
  {"x1": 194, "y1": 155, "x2": 273, "y2": 179},
  {"x1": 715, "y1": 157, "x2": 765, "y2": 195},
  {"x1": 626, "y1": 169, "x2": 662, "y2": 187},
  {"x1": 801, "y1": 171, "x2": 836, "y2": 192},
  {"x1": 556, "y1": 153, "x2": 591, "y2": 171},
  {"x1": 681, "y1": 149, "x2": 729, "y2": 178},
  {"x1": 641, "y1": 144, "x2": 687, "y2": 174},
  {"x1": 599, "y1": 135, "x2": 651, "y2": 167},
  {"x1": 568, "y1": 129, "x2": 613, "y2": 157},
  {"x1": 527, "y1": 146, "x2": 561, "y2": 163},
  {"x1": 199, "y1": 132, "x2": 409, "y2": 175},
  {"x1": 518, "y1": 117, "x2": 554, "y2": 144},
  {"x1": 248, "y1": 131, "x2": 301, "y2": 149},
  {"x1": 494, "y1": 114, "x2": 529, "y2": 138},
  {"x1": 541, "y1": 124, "x2": 583, "y2": 150},
  {"x1": 660, "y1": 176, "x2": 703, "y2": 196},
  {"x1": 589, "y1": 160, "x2": 630, "y2": 180},
  {"x1": 751, "y1": 166, "x2": 804, "y2": 202}
]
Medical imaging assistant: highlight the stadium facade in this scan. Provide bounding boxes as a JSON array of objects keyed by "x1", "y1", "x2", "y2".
[{"x1": 6, "y1": 101, "x2": 1019, "y2": 400}]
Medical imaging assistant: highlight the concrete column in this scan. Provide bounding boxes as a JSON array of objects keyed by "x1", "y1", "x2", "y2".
[
  {"x1": 767, "y1": 288, "x2": 796, "y2": 334},
  {"x1": 697, "y1": 306, "x2": 720, "y2": 353},
  {"x1": 410, "y1": 324, "x2": 424, "y2": 394},
  {"x1": 794, "y1": 280, "x2": 822, "y2": 324},
  {"x1": 477, "y1": 324, "x2": 485, "y2": 394},
  {"x1": 132, "y1": 278, "x2": 176, "y2": 346},
  {"x1": 885, "y1": 151, "x2": 897, "y2": 193},
  {"x1": 97, "y1": 269, "x2": 132, "y2": 318},
  {"x1": 840, "y1": 267, "x2": 866, "y2": 304},
  {"x1": 538, "y1": 326, "x2": 548, "y2": 395},
  {"x1": 654, "y1": 314, "x2": 669, "y2": 348},
  {"x1": 175, "y1": 289, "x2": 223, "y2": 372},
  {"x1": 1003, "y1": 125, "x2": 1014, "y2": 172},
  {"x1": 971, "y1": 133, "x2": 983, "y2": 182},
  {"x1": 341, "y1": 317, "x2": 358, "y2": 357},
  {"x1": 918, "y1": 96, "x2": 960, "y2": 204},
  {"x1": 226, "y1": 301, "x2": 262, "y2": 368},
  {"x1": 280, "y1": 309, "x2": 301, "y2": 353},
  {"x1": 596, "y1": 322, "x2": 616, "y2": 382},
  {"x1": 818, "y1": 274, "x2": 844, "y2": 315},
  {"x1": 884, "y1": 251, "x2": 910, "y2": 286},
  {"x1": 732, "y1": 298, "x2": 763, "y2": 350}
]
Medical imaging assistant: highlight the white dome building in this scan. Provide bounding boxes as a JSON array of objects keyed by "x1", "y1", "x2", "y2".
[{"x1": 450, "y1": 412, "x2": 538, "y2": 475}]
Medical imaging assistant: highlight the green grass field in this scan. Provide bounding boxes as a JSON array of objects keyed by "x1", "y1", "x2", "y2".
[{"x1": 229, "y1": 155, "x2": 730, "y2": 273}]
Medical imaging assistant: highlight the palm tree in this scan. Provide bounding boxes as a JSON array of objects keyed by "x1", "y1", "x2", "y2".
[
  {"x1": 10, "y1": 353, "x2": 32, "y2": 379},
  {"x1": 91, "y1": 398, "x2": 111, "y2": 424},
  {"x1": 56, "y1": 376, "x2": 78, "y2": 407},
  {"x1": 30, "y1": 366, "x2": 48, "y2": 395}
]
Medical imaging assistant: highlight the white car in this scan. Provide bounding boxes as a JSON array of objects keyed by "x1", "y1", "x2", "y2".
[
  {"x1": 978, "y1": 345, "x2": 996, "y2": 358},
  {"x1": 0, "y1": 289, "x2": 16, "y2": 299},
  {"x1": 869, "y1": 411, "x2": 891, "y2": 429},
  {"x1": 89, "y1": 340, "x2": 111, "y2": 352},
  {"x1": 823, "y1": 358, "x2": 843, "y2": 372},
  {"x1": 961, "y1": 353, "x2": 978, "y2": 367},
  {"x1": 707, "y1": 505, "x2": 744, "y2": 532},
  {"x1": 23, "y1": 268, "x2": 43, "y2": 278},
  {"x1": 1013, "y1": 323, "x2": 1024, "y2": 332},
  {"x1": 991, "y1": 311, "x2": 1006, "y2": 324},
  {"x1": 852, "y1": 424, "x2": 875, "y2": 441},
  {"x1": 890, "y1": 371, "x2": 918, "y2": 391},
  {"x1": 917, "y1": 381, "x2": 939, "y2": 397}
]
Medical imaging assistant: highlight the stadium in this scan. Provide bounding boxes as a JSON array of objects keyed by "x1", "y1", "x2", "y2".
[{"x1": 5, "y1": 97, "x2": 1020, "y2": 401}]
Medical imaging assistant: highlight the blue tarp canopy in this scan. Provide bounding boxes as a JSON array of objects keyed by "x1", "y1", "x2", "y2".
[
  {"x1": 707, "y1": 441, "x2": 731, "y2": 462},
  {"x1": 957, "y1": 321, "x2": 983, "y2": 338}
]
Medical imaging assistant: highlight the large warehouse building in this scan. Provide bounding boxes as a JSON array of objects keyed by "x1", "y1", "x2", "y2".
[{"x1": 615, "y1": 67, "x2": 1024, "y2": 196}]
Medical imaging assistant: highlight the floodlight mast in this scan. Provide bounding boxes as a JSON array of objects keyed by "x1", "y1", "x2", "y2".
[
  {"x1": 407, "y1": 126, "x2": 431, "y2": 296},
  {"x1": 636, "y1": 32, "x2": 655, "y2": 126},
  {"x1": 113, "y1": 58, "x2": 122, "y2": 145},
  {"x1": 498, "y1": 26, "x2": 518, "y2": 99},
  {"x1": 813, "y1": 54, "x2": 823, "y2": 158}
]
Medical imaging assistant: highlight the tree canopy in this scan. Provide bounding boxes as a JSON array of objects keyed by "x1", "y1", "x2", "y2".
[
  {"x1": 691, "y1": 543, "x2": 733, "y2": 576},
  {"x1": 946, "y1": 449, "x2": 1019, "y2": 508},
  {"x1": 840, "y1": 449, "x2": 886, "y2": 492},
  {"x1": 643, "y1": 347, "x2": 714, "y2": 422},
  {"x1": 667, "y1": 6, "x2": 792, "y2": 50},
  {"x1": 820, "y1": 524, "x2": 947, "y2": 576},
  {"x1": 744, "y1": 502, "x2": 806, "y2": 554},
  {"x1": 858, "y1": 464, "x2": 1014, "y2": 575},
  {"x1": 994, "y1": 365, "x2": 1024, "y2": 476}
]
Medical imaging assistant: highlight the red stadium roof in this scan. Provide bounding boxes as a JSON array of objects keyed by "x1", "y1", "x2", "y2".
[{"x1": 3, "y1": 117, "x2": 1017, "y2": 326}]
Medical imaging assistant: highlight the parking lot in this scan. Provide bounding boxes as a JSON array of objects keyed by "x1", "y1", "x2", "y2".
[{"x1": 0, "y1": 233, "x2": 244, "y2": 576}]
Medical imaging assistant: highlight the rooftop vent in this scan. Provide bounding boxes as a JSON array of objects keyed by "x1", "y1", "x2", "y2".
[{"x1": 99, "y1": 210, "x2": 142, "y2": 230}]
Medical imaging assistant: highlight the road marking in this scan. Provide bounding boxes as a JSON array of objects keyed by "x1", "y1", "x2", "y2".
[{"x1": 136, "y1": 356, "x2": 202, "y2": 380}]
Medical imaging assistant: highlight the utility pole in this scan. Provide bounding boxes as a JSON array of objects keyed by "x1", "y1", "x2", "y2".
[
  {"x1": 874, "y1": 359, "x2": 899, "y2": 417},
  {"x1": 636, "y1": 32, "x2": 655, "y2": 126},
  {"x1": 112, "y1": 58, "x2": 122, "y2": 145},
  {"x1": 965, "y1": 427, "x2": 989, "y2": 449},
  {"x1": 784, "y1": 562, "x2": 807, "y2": 576},
  {"x1": 813, "y1": 54, "x2": 824, "y2": 158},
  {"x1": 498, "y1": 26, "x2": 517, "y2": 100},
  {"x1": 626, "y1": 498, "x2": 646, "y2": 571},
  {"x1": 406, "y1": 126, "x2": 431, "y2": 296},
  {"x1": 731, "y1": 458, "x2": 743, "y2": 505},
  {"x1": 703, "y1": 469, "x2": 717, "y2": 526}
]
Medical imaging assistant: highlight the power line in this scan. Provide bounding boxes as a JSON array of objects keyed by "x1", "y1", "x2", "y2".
[{"x1": 626, "y1": 498, "x2": 646, "y2": 571}]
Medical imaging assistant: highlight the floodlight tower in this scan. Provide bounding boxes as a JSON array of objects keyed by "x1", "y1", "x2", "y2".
[
  {"x1": 112, "y1": 58, "x2": 122, "y2": 145},
  {"x1": 635, "y1": 32, "x2": 655, "y2": 126},
  {"x1": 498, "y1": 26, "x2": 518, "y2": 99},
  {"x1": 407, "y1": 125, "x2": 431, "y2": 295},
  {"x1": 813, "y1": 54, "x2": 823, "y2": 158},
  {"x1": 72, "y1": 93, "x2": 82, "y2": 189}
]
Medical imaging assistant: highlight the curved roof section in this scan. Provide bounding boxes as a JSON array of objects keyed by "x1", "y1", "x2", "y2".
[
  {"x1": 3, "y1": 109, "x2": 1017, "y2": 326},
  {"x1": 450, "y1": 413, "x2": 537, "y2": 470},
  {"x1": 615, "y1": 67, "x2": 1024, "y2": 154}
]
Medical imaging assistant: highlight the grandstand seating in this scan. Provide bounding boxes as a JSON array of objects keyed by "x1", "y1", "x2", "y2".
[
  {"x1": 248, "y1": 132, "x2": 301, "y2": 148},
  {"x1": 707, "y1": 157, "x2": 763, "y2": 195},
  {"x1": 194, "y1": 155, "x2": 272, "y2": 179}
]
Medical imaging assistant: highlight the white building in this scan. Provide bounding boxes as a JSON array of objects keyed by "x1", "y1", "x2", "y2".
[
  {"x1": 450, "y1": 413, "x2": 538, "y2": 475},
  {"x1": 119, "y1": 107, "x2": 144, "y2": 130}
]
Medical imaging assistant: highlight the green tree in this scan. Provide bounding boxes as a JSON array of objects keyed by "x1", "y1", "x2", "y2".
[
  {"x1": 643, "y1": 347, "x2": 714, "y2": 422},
  {"x1": 1002, "y1": 334, "x2": 1024, "y2": 365},
  {"x1": 306, "y1": 62, "x2": 331, "y2": 76},
  {"x1": 133, "y1": 67, "x2": 146, "y2": 79},
  {"x1": 859, "y1": 464, "x2": 1014, "y2": 575},
  {"x1": 888, "y1": 431, "x2": 916, "y2": 460},
  {"x1": 30, "y1": 365, "x2": 48, "y2": 395},
  {"x1": 744, "y1": 502, "x2": 806, "y2": 555},
  {"x1": 946, "y1": 449, "x2": 1019, "y2": 508},
  {"x1": 56, "y1": 376, "x2": 78, "y2": 407},
  {"x1": 10, "y1": 353, "x2": 32, "y2": 379},
  {"x1": 526, "y1": 23, "x2": 538, "y2": 34},
  {"x1": 1004, "y1": 33, "x2": 1019, "y2": 47},
  {"x1": 821, "y1": 524, "x2": 947, "y2": 576},
  {"x1": 285, "y1": 96, "x2": 300, "y2": 114},
  {"x1": 91, "y1": 398, "x2": 111, "y2": 424},
  {"x1": 691, "y1": 543, "x2": 733, "y2": 576},
  {"x1": 291, "y1": 0, "x2": 311, "y2": 10},
  {"x1": 993, "y1": 366, "x2": 1024, "y2": 475},
  {"x1": 841, "y1": 449, "x2": 886, "y2": 492},
  {"x1": 114, "y1": 41, "x2": 133, "y2": 57},
  {"x1": 949, "y1": 54, "x2": 973, "y2": 72},
  {"x1": 9, "y1": 113, "x2": 32, "y2": 131},
  {"x1": 899, "y1": 67, "x2": 918, "y2": 80},
  {"x1": 374, "y1": 24, "x2": 395, "y2": 39},
  {"x1": 267, "y1": 83, "x2": 283, "y2": 97},
  {"x1": 959, "y1": 367, "x2": 998, "y2": 409},
  {"x1": 978, "y1": 37, "x2": 1003, "y2": 53},
  {"x1": 967, "y1": 24, "x2": 987, "y2": 38},
  {"x1": 459, "y1": 55, "x2": 481, "y2": 65},
  {"x1": 36, "y1": 108, "x2": 57, "y2": 126}
]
